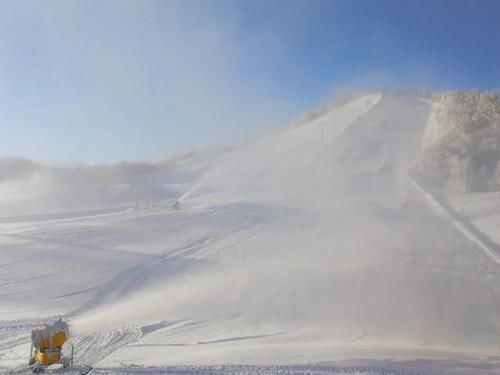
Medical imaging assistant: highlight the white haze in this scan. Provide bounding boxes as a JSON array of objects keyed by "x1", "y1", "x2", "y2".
[
  {"x1": 0, "y1": 1, "x2": 314, "y2": 163},
  {"x1": 2, "y1": 92, "x2": 500, "y2": 370},
  {"x1": 69, "y1": 93, "x2": 500, "y2": 357}
]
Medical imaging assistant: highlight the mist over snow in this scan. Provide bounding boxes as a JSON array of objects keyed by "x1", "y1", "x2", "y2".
[
  {"x1": 2, "y1": 91, "x2": 500, "y2": 373},
  {"x1": 417, "y1": 91, "x2": 500, "y2": 192},
  {"x1": 2, "y1": 0, "x2": 500, "y2": 373},
  {"x1": 0, "y1": 146, "x2": 228, "y2": 219}
]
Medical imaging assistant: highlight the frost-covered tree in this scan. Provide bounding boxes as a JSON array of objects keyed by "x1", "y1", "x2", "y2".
[{"x1": 417, "y1": 91, "x2": 500, "y2": 192}]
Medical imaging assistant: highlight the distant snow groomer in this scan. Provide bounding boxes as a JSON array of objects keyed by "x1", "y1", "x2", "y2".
[{"x1": 28, "y1": 319, "x2": 73, "y2": 373}]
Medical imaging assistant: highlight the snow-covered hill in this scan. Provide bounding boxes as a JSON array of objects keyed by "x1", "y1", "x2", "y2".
[{"x1": 2, "y1": 91, "x2": 500, "y2": 374}]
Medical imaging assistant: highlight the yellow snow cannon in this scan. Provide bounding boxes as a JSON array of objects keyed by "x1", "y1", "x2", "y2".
[{"x1": 28, "y1": 319, "x2": 73, "y2": 373}]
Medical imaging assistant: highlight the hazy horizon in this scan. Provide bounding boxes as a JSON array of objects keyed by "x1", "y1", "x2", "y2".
[{"x1": 2, "y1": 0, "x2": 500, "y2": 164}]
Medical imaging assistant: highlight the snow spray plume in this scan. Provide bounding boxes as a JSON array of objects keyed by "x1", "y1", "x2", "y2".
[{"x1": 74, "y1": 93, "x2": 500, "y2": 353}]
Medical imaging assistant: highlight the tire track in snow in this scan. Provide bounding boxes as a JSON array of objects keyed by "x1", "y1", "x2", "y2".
[
  {"x1": 93, "y1": 364, "x2": 424, "y2": 374},
  {"x1": 60, "y1": 238, "x2": 217, "y2": 366},
  {"x1": 72, "y1": 239, "x2": 209, "y2": 315},
  {"x1": 0, "y1": 204, "x2": 278, "y2": 369},
  {"x1": 69, "y1": 326, "x2": 142, "y2": 366}
]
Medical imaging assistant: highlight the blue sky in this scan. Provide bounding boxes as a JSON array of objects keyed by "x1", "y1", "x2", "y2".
[{"x1": 1, "y1": 0, "x2": 500, "y2": 164}]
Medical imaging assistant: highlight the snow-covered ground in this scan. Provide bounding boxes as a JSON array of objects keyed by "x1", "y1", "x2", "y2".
[
  {"x1": 447, "y1": 192, "x2": 500, "y2": 247},
  {"x1": 3, "y1": 93, "x2": 500, "y2": 374}
]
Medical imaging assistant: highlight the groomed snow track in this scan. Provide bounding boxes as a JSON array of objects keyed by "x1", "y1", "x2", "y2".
[{"x1": 87, "y1": 364, "x2": 423, "y2": 375}]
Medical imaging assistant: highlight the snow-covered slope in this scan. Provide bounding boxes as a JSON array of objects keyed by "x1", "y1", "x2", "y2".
[
  {"x1": 447, "y1": 191, "x2": 500, "y2": 246},
  {"x1": 3, "y1": 92, "x2": 500, "y2": 374},
  {"x1": 416, "y1": 92, "x2": 500, "y2": 254}
]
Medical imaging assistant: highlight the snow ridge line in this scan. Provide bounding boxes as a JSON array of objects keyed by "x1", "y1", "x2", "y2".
[{"x1": 407, "y1": 173, "x2": 500, "y2": 264}]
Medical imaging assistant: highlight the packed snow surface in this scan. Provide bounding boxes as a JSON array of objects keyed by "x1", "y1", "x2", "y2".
[
  {"x1": 447, "y1": 191, "x2": 500, "y2": 247},
  {"x1": 2, "y1": 93, "x2": 500, "y2": 374}
]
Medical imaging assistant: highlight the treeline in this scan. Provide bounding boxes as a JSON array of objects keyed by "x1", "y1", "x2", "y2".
[{"x1": 418, "y1": 91, "x2": 500, "y2": 192}]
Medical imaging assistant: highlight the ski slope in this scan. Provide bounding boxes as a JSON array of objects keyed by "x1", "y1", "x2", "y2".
[
  {"x1": 447, "y1": 191, "x2": 500, "y2": 247},
  {"x1": 2, "y1": 93, "x2": 500, "y2": 374}
]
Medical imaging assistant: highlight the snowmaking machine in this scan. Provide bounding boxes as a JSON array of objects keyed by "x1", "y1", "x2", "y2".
[{"x1": 28, "y1": 319, "x2": 73, "y2": 373}]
